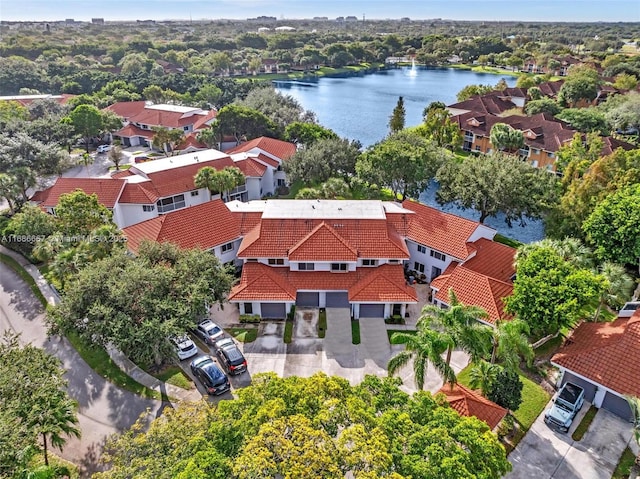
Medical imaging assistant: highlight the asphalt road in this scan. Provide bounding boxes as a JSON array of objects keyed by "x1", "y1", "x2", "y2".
[{"x1": 0, "y1": 262, "x2": 167, "y2": 477}]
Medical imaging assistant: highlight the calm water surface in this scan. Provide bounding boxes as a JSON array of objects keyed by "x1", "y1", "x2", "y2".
[{"x1": 275, "y1": 67, "x2": 544, "y2": 243}]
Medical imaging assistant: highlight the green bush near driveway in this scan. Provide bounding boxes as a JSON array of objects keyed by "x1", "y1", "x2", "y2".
[{"x1": 351, "y1": 319, "x2": 361, "y2": 344}]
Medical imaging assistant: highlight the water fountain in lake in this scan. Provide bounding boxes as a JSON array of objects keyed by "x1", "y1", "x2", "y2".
[{"x1": 408, "y1": 58, "x2": 417, "y2": 77}]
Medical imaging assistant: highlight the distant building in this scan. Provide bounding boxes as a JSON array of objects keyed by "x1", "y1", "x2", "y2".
[
  {"x1": 336, "y1": 16, "x2": 345, "y2": 22},
  {"x1": 91, "y1": 18, "x2": 104, "y2": 25},
  {"x1": 345, "y1": 16, "x2": 358, "y2": 22},
  {"x1": 248, "y1": 16, "x2": 277, "y2": 22},
  {"x1": 400, "y1": 17, "x2": 411, "y2": 22},
  {"x1": 313, "y1": 17, "x2": 329, "y2": 21}
]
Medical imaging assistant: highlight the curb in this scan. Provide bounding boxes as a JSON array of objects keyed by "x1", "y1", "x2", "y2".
[{"x1": 0, "y1": 245, "x2": 198, "y2": 402}]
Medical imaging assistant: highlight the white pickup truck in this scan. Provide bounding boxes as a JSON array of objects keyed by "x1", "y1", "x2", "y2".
[{"x1": 544, "y1": 382, "x2": 585, "y2": 432}]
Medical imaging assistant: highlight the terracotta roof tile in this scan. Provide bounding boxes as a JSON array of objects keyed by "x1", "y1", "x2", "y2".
[
  {"x1": 234, "y1": 157, "x2": 268, "y2": 177},
  {"x1": 238, "y1": 218, "x2": 409, "y2": 260},
  {"x1": 438, "y1": 383, "x2": 507, "y2": 429},
  {"x1": 229, "y1": 262, "x2": 417, "y2": 303},
  {"x1": 128, "y1": 108, "x2": 209, "y2": 128},
  {"x1": 122, "y1": 200, "x2": 240, "y2": 254},
  {"x1": 111, "y1": 170, "x2": 134, "y2": 179},
  {"x1": 402, "y1": 200, "x2": 484, "y2": 260},
  {"x1": 118, "y1": 182, "x2": 159, "y2": 204},
  {"x1": 462, "y1": 238, "x2": 516, "y2": 283},
  {"x1": 104, "y1": 101, "x2": 148, "y2": 119},
  {"x1": 114, "y1": 123, "x2": 153, "y2": 139},
  {"x1": 30, "y1": 178, "x2": 125, "y2": 208},
  {"x1": 225, "y1": 136, "x2": 296, "y2": 160},
  {"x1": 551, "y1": 311, "x2": 640, "y2": 397},
  {"x1": 288, "y1": 222, "x2": 358, "y2": 262}
]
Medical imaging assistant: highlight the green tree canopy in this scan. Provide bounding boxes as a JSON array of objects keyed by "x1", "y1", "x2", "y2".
[
  {"x1": 0, "y1": 333, "x2": 80, "y2": 475},
  {"x1": 285, "y1": 137, "x2": 360, "y2": 184},
  {"x1": 356, "y1": 130, "x2": 444, "y2": 201},
  {"x1": 557, "y1": 108, "x2": 609, "y2": 133},
  {"x1": 284, "y1": 121, "x2": 338, "y2": 146},
  {"x1": 489, "y1": 123, "x2": 525, "y2": 152},
  {"x1": 237, "y1": 87, "x2": 315, "y2": 134},
  {"x1": 212, "y1": 104, "x2": 278, "y2": 144},
  {"x1": 65, "y1": 104, "x2": 103, "y2": 152},
  {"x1": 95, "y1": 373, "x2": 511, "y2": 479},
  {"x1": 524, "y1": 98, "x2": 561, "y2": 116},
  {"x1": 505, "y1": 244, "x2": 606, "y2": 338},
  {"x1": 48, "y1": 242, "x2": 234, "y2": 366},
  {"x1": 414, "y1": 107, "x2": 462, "y2": 150},
  {"x1": 487, "y1": 369, "x2": 523, "y2": 411},
  {"x1": 389, "y1": 96, "x2": 406, "y2": 133},
  {"x1": 583, "y1": 183, "x2": 640, "y2": 269},
  {"x1": 435, "y1": 152, "x2": 558, "y2": 225}
]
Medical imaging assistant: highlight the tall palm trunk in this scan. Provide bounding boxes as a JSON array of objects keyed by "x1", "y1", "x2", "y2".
[
  {"x1": 445, "y1": 347, "x2": 452, "y2": 366},
  {"x1": 42, "y1": 432, "x2": 49, "y2": 466}
]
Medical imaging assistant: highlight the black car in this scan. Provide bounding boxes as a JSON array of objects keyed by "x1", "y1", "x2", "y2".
[
  {"x1": 189, "y1": 355, "x2": 230, "y2": 395},
  {"x1": 213, "y1": 338, "x2": 248, "y2": 375}
]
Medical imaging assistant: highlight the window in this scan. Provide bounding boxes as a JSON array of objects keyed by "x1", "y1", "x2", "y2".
[
  {"x1": 191, "y1": 190, "x2": 199, "y2": 197},
  {"x1": 388, "y1": 259, "x2": 400, "y2": 264},
  {"x1": 156, "y1": 194, "x2": 186, "y2": 213},
  {"x1": 417, "y1": 245, "x2": 426, "y2": 254},
  {"x1": 547, "y1": 152, "x2": 555, "y2": 158},
  {"x1": 532, "y1": 148, "x2": 540, "y2": 155},
  {"x1": 221, "y1": 242, "x2": 234, "y2": 253},
  {"x1": 431, "y1": 266, "x2": 442, "y2": 280},
  {"x1": 183, "y1": 126, "x2": 190, "y2": 131},
  {"x1": 298, "y1": 263, "x2": 314, "y2": 271},
  {"x1": 475, "y1": 145, "x2": 481, "y2": 152},
  {"x1": 268, "y1": 258, "x2": 285, "y2": 265},
  {"x1": 247, "y1": 258, "x2": 258, "y2": 262},
  {"x1": 244, "y1": 303, "x2": 253, "y2": 314},
  {"x1": 142, "y1": 205, "x2": 154, "y2": 212},
  {"x1": 331, "y1": 263, "x2": 348, "y2": 272},
  {"x1": 430, "y1": 250, "x2": 446, "y2": 261},
  {"x1": 414, "y1": 262, "x2": 425, "y2": 273},
  {"x1": 361, "y1": 259, "x2": 378, "y2": 266}
]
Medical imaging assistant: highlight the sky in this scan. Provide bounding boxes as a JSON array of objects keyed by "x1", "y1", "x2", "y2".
[{"x1": 1, "y1": 0, "x2": 639, "y2": 23}]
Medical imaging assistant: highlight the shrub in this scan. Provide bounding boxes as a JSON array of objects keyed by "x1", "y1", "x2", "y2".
[{"x1": 239, "y1": 314, "x2": 261, "y2": 323}]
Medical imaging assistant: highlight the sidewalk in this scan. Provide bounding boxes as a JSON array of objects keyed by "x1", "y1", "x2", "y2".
[{"x1": 0, "y1": 245, "x2": 199, "y2": 402}]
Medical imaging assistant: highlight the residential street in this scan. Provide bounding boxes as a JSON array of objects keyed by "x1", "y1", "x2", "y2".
[{"x1": 0, "y1": 261, "x2": 167, "y2": 477}]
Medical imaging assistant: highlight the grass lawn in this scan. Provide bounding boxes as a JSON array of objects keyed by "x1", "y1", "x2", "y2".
[
  {"x1": 0, "y1": 253, "x2": 49, "y2": 306},
  {"x1": 470, "y1": 65, "x2": 520, "y2": 77},
  {"x1": 284, "y1": 319, "x2": 293, "y2": 344},
  {"x1": 534, "y1": 334, "x2": 564, "y2": 360},
  {"x1": 227, "y1": 327, "x2": 258, "y2": 343},
  {"x1": 108, "y1": 164, "x2": 132, "y2": 171},
  {"x1": 67, "y1": 330, "x2": 165, "y2": 400},
  {"x1": 151, "y1": 365, "x2": 194, "y2": 390},
  {"x1": 612, "y1": 447, "x2": 637, "y2": 479},
  {"x1": 457, "y1": 363, "x2": 550, "y2": 432},
  {"x1": 571, "y1": 405, "x2": 598, "y2": 441},
  {"x1": 387, "y1": 329, "x2": 417, "y2": 343},
  {"x1": 318, "y1": 309, "x2": 327, "y2": 339},
  {"x1": 351, "y1": 320, "x2": 361, "y2": 345}
]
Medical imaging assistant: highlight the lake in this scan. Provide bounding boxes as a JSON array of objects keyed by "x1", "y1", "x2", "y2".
[
  {"x1": 274, "y1": 66, "x2": 517, "y2": 147},
  {"x1": 275, "y1": 66, "x2": 544, "y2": 244}
]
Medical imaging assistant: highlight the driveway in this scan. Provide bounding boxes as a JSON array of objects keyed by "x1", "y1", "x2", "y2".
[
  {"x1": 0, "y1": 262, "x2": 166, "y2": 477},
  {"x1": 507, "y1": 406, "x2": 635, "y2": 479}
]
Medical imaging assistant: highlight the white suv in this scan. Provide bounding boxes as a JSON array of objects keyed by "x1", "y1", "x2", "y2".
[
  {"x1": 171, "y1": 334, "x2": 198, "y2": 360},
  {"x1": 96, "y1": 144, "x2": 113, "y2": 154}
]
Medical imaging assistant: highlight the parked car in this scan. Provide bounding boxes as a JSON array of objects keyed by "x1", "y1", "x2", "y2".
[
  {"x1": 96, "y1": 144, "x2": 113, "y2": 153},
  {"x1": 134, "y1": 155, "x2": 149, "y2": 163},
  {"x1": 189, "y1": 355, "x2": 230, "y2": 395},
  {"x1": 193, "y1": 319, "x2": 224, "y2": 345},
  {"x1": 544, "y1": 382, "x2": 585, "y2": 432},
  {"x1": 213, "y1": 338, "x2": 247, "y2": 375},
  {"x1": 171, "y1": 334, "x2": 198, "y2": 360}
]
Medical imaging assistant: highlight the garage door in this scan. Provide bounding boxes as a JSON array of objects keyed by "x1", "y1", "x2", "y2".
[
  {"x1": 296, "y1": 292, "x2": 319, "y2": 307},
  {"x1": 326, "y1": 292, "x2": 349, "y2": 308},
  {"x1": 561, "y1": 372, "x2": 597, "y2": 402},
  {"x1": 602, "y1": 392, "x2": 632, "y2": 421},
  {"x1": 260, "y1": 303, "x2": 286, "y2": 319},
  {"x1": 359, "y1": 304, "x2": 385, "y2": 318}
]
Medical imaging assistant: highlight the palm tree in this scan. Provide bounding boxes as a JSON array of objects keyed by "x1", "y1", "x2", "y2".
[
  {"x1": 516, "y1": 238, "x2": 594, "y2": 270},
  {"x1": 489, "y1": 123, "x2": 524, "y2": 153},
  {"x1": 31, "y1": 393, "x2": 80, "y2": 467},
  {"x1": 194, "y1": 166, "x2": 219, "y2": 198},
  {"x1": 593, "y1": 261, "x2": 634, "y2": 321},
  {"x1": 625, "y1": 396, "x2": 640, "y2": 466},
  {"x1": 420, "y1": 289, "x2": 492, "y2": 366},
  {"x1": 469, "y1": 360, "x2": 501, "y2": 396},
  {"x1": 388, "y1": 328, "x2": 456, "y2": 390},
  {"x1": 489, "y1": 319, "x2": 534, "y2": 371}
]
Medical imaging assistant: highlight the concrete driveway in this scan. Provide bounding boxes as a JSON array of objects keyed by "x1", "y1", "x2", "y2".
[{"x1": 507, "y1": 406, "x2": 635, "y2": 479}]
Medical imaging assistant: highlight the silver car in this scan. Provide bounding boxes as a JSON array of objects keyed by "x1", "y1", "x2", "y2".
[{"x1": 194, "y1": 319, "x2": 224, "y2": 345}]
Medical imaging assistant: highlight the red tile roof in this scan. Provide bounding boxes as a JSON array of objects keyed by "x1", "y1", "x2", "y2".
[
  {"x1": 30, "y1": 178, "x2": 125, "y2": 209},
  {"x1": 122, "y1": 200, "x2": 240, "y2": 254},
  {"x1": 234, "y1": 157, "x2": 268, "y2": 178},
  {"x1": 192, "y1": 111, "x2": 217, "y2": 130},
  {"x1": 438, "y1": 383, "x2": 507, "y2": 429},
  {"x1": 288, "y1": 222, "x2": 358, "y2": 262},
  {"x1": 226, "y1": 136, "x2": 296, "y2": 160},
  {"x1": 144, "y1": 156, "x2": 236, "y2": 198},
  {"x1": 402, "y1": 200, "x2": 484, "y2": 260},
  {"x1": 128, "y1": 108, "x2": 209, "y2": 129},
  {"x1": 114, "y1": 123, "x2": 154, "y2": 139},
  {"x1": 238, "y1": 218, "x2": 409, "y2": 260},
  {"x1": 111, "y1": 170, "x2": 134, "y2": 179},
  {"x1": 104, "y1": 101, "x2": 148, "y2": 120},
  {"x1": 430, "y1": 238, "x2": 516, "y2": 325},
  {"x1": 118, "y1": 182, "x2": 159, "y2": 204},
  {"x1": 447, "y1": 92, "x2": 517, "y2": 115},
  {"x1": 229, "y1": 262, "x2": 417, "y2": 303},
  {"x1": 552, "y1": 311, "x2": 640, "y2": 397}
]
